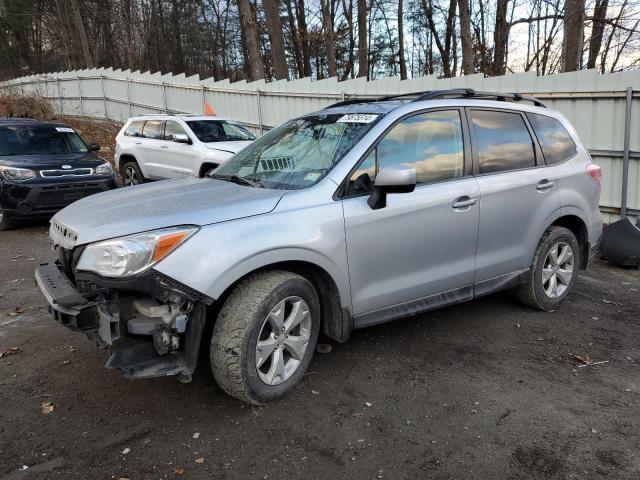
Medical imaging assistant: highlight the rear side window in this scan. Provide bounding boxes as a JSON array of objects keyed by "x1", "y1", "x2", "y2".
[
  {"x1": 526, "y1": 113, "x2": 577, "y2": 165},
  {"x1": 124, "y1": 120, "x2": 144, "y2": 137},
  {"x1": 142, "y1": 120, "x2": 164, "y2": 139},
  {"x1": 471, "y1": 110, "x2": 536, "y2": 174}
]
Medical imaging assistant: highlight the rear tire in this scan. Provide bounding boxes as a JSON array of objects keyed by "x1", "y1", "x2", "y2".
[
  {"x1": 121, "y1": 161, "x2": 144, "y2": 187},
  {"x1": 210, "y1": 270, "x2": 320, "y2": 404},
  {"x1": 516, "y1": 226, "x2": 580, "y2": 310}
]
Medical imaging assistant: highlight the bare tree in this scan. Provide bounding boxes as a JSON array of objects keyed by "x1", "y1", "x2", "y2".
[
  {"x1": 264, "y1": 0, "x2": 289, "y2": 80},
  {"x1": 561, "y1": 0, "x2": 585, "y2": 71},
  {"x1": 357, "y1": 0, "x2": 368, "y2": 77},
  {"x1": 321, "y1": 0, "x2": 337, "y2": 77},
  {"x1": 398, "y1": 0, "x2": 407, "y2": 79},
  {"x1": 492, "y1": 0, "x2": 509, "y2": 75},
  {"x1": 237, "y1": 0, "x2": 264, "y2": 80},
  {"x1": 69, "y1": 0, "x2": 94, "y2": 68},
  {"x1": 458, "y1": 0, "x2": 473, "y2": 75},
  {"x1": 587, "y1": 0, "x2": 608, "y2": 69}
]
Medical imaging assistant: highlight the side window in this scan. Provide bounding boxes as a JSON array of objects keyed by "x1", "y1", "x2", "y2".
[
  {"x1": 124, "y1": 120, "x2": 144, "y2": 137},
  {"x1": 379, "y1": 110, "x2": 464, "y2": 184},
  {"x1": 141, "y1": 120, "x2": 164, "y2": 140},
  {"x1": 526, "y1": 113, "x2": 577, "y2": 165},
  {"x1": 164, "y1": 120, "x2": 187, "y2": 142},
  {"x1": 471, "y1": 110, "x2": 536, "y2": 174}
]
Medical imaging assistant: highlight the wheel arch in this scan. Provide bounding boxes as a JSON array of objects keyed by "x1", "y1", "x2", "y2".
[
  {"x1": 543, "y1": 208, "x2": 590, "y2": 269},
  {"x1": 118, "y1": 153, "x2": 138, "y2": 173},
  {"x1": 209, "y1": 259, "x2": 351, "y2": 343}
]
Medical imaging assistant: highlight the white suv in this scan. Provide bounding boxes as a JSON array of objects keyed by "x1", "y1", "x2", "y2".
[{"x1": 114, "y1": 115, "x2": 256, "y2": 185}]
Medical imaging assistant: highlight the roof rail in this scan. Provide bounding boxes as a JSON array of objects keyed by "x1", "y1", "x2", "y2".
[{"x1": 327, "y1": 88, "x2": 546, "y2": 108}]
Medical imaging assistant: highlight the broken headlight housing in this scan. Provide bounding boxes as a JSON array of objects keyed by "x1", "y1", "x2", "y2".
[{"x1": 76, "y1": 226, "x2": 198, "y2": 277}]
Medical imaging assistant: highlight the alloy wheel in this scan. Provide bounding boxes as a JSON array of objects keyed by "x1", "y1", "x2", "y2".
[
  {"x1": 255, "y1": 296, "x2": 312, "y2": 386},
  {"x1": 542, "y1": 241, "x2": 574, "y2": 298},
  {"x1": 123, "y1": 166, "x2": 139, "y2": 186}
]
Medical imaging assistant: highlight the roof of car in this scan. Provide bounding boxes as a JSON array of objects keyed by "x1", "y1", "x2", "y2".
[
  {"x1": 128, "y1": 114, "x2": 236, "y2": 122},
  {"x1": 0, "y1": 117, "x2": 71, "y2": 128}
]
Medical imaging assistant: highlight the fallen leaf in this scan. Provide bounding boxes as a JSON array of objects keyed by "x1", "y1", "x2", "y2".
[
  {"x1": 194, "y1": 457, "x2": 204, "y2": 464},
  {"x1": 192, "y1": 432, "x2": 200, "y2": 439},
  {"x1": 142, "y1": 437, "x2": 152, "y2": 444},
  {"x1": 311, "y1": 390, "x2": 320, "y2": 395},
  {"x1": 8, "y1": 306, "x2": 24, "y2": 317},
  {"x1": 41, "y1": 402, "x2": 54, "y2": 414},
  {"x1": 364, "y1": 401, "x2": 372, "y2": 407},
  {"x1": 122, "y1": 447, "x2": 131, "y2": 455},
  {"x1": 0, "y1": 346, "x2": 22, "y2": 358},
  {"x1": 174, "y1": 467, "x2": 185, "y2": 475}
]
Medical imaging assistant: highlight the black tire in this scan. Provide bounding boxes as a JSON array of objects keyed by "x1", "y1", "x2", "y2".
[
  {"x1": 0, "y1": 207, "x2": 14, "y2": 231},
  {"x1": 210, "y1": 270, "x2": 320, "y2": 404},
  {"x1": 121, "y1": 160, "x2": 144, "y2": 187},
  {"x1": 516, "y1": 226, "x2": 581, "y2": 311}
]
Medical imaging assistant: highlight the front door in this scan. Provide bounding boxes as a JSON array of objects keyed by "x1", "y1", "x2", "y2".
[{"x1": 341, "y1": 109, "x2": 480, "y2": 319}]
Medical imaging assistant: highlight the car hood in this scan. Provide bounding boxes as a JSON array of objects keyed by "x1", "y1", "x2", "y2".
[
  {"x1": 203, "y1": 141, "x2": 252, "y2": 154},
  {"x1": 52, "y1": 177, "x2": 286, "y2": 246},
  {"x1": 0, "y1": 152, "x2": 107, "y2": 170}
]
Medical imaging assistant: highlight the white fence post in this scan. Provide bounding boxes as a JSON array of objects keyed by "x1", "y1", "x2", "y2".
[
  {"x1": 77, "y1": 76, "x2": 84, "y2": 116},
  {"x1": 100, "y1": 75, "x2": 108, "y2": 120},
  {"x1": 256, "y1": 89, "x2": 263, "y2": 135},
  {"x1": 126, "y1": 77, "x2": 132, "y2": 117}
]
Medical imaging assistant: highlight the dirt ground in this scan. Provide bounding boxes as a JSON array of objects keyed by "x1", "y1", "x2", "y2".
[{"x1": 0, "y1": 222, "x2": 639, "y2": 480}]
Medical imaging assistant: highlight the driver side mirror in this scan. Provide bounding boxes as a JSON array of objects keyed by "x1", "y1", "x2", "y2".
[
  {"x1": 88, "y1": 143, "x2": 100, "y2": 151},
  {"x1": 173, "y1": 133, "x2": 191, "y2": 144},
  {"x1": 367, "y1": 165, "x2": 416, "y2": 210}
]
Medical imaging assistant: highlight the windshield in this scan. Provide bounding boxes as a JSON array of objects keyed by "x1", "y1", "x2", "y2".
[
  {"x1": 186, "y1": 120, "x2": 256, "y2": 143},
  {"x1": 211, "y1": 113, "x2": 381, "y2": 190},
  {"x1": 0, "y1": 125, "x2": 89, "y2": 156}
]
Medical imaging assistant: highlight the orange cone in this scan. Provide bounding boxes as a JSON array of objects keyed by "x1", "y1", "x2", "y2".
[{"x1": 203, "y1": 101, "x2": 216, "y2": 116}]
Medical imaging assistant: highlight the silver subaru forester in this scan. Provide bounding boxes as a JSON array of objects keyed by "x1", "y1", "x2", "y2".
[{"x1": 36, "y1": 89, "x2": 603, "y2": 404}]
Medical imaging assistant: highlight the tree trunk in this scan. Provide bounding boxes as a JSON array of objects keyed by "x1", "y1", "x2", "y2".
[
  {"x1": 398, "y1": 0, "x2": 407, "y2": 79},
  {"x1": 237, "y1": 0, "x2": 264, "y2": 80},
  {"x1": 321, "y1": 0, "x2": 337, "y2": 77},
  {"x1": 295, "y1": 0, "x2": 312, "y2": 77},
  {"x1": 357, "y1": 0, "x2": 367, "y2": 77},
  {"x1": 285, "y1": 0, "x2": 305, "y2": 77},
  {"x1": 492, "y1": 0, "x2": 509, "y2": 76},
  {"x1": 561, "y1": 0, "x2": 585, "y2": 72},
  {"x1": 458, "y1": 0, "x2": 473, "y2": 74},
  {"x1": 264, "y1": 0, "x2": 289, "y2": 80},
  {"x1": 341, "y1": 0, "x2": 355, "y2": 80},
  {"x1": 122, "y1": 0, "x2": 134, "y2": 68},
  {"x1": 587, "y1": 0, "x2": 608, "y2": 69},
  {"x1": 69, "y1": 0, "x2": 94, "y2": 68}
]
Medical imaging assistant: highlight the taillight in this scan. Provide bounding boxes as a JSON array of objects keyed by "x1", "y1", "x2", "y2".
[{"x1": 587, "y1": 164, "x2": 602, "y2": 191}]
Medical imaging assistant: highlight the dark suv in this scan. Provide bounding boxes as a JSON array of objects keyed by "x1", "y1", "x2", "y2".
[{"x1": 0, "y1": 118, "x2": 117, "y2": 230}]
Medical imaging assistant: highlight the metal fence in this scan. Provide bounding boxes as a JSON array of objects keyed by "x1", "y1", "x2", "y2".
[{"x1": 2, "y1": 67, "x2": 639, "y2": 223}]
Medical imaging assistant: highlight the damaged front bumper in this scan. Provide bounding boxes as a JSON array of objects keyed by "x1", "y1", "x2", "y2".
[{"x1": 35, "y1": 262, "x2": 213, "y2": 382}]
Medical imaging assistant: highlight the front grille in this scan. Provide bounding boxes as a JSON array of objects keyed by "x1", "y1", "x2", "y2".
[
  {"x1": 50, "y1": 218, "x2": 78, "y2": 249},
  {"x1": 36, "y1": 183, "x2": 103, "y2": 207},
  {"x1": 40, "y1": 168, "x2": 93, "y2": 178}
]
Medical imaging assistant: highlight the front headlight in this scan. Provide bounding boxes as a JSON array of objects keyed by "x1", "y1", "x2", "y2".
[
  {"x1": 95, "y1": 162, "x2": 113, "y2": 176},
  {"x1": 76, "y1": 226, "x2": 198, "y2": 277},
  {"x1": 0, "y1": 166, "x2": 36, "y2": 181}
]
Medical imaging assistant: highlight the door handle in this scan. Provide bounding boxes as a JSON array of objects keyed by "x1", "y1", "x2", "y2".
[
  {"x1": 160, "y1": 144, "x2": 169, "y2": 149},
  {"x1": 452, "y1": 196, "x2": 477, "y2": 209},
  {"x1": 537, "y1": 180, "x2": 554, "y2": 191},
  {"x1": 134, "y1": 141, "x2": 142, "y2": 145}
]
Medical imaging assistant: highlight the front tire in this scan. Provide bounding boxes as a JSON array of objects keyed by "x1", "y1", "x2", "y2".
[
  {"x1": 121, "y1": 161, "x2": 144, "y2": 187},
  {"x1": 210, "y1": 270, "x2": 320, "y2": 404},
  {"x1": 516, "y1": 226, "x2": 580, "y2": 310},
  {"x1": 0, "y1": 206, "x2": 14, "y2": 231}
]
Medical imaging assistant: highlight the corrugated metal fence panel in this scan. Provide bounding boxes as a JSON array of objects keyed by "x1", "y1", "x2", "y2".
[{"x1": 2, "y1": 68, "x2": 639, "y2": 222}]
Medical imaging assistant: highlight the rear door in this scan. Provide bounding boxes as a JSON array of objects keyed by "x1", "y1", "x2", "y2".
[
  {"x1": 342, "y1": 108, "x2": 480, "y2": 319},
  {"x1": 468, "y1": 108, "x2": 561, "y2": 290}
]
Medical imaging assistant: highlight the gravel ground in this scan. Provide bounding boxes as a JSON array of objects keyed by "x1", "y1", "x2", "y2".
[{"x1": 0, "y1": 222, "x2": 639, "y2": 480}]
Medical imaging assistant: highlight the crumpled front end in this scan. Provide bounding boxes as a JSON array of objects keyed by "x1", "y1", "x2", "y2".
[{"x1": 35, "y1": 243, "x2": 213, "y2": 382}]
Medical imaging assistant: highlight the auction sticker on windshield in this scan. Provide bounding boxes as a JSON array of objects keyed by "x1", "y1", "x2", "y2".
[{"x1": 336, "y1": 114, "x2": 379, "y2": 124}]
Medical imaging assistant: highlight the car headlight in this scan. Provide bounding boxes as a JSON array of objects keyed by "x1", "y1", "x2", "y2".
[
  {"x1": 0, "y1": 166, "x2": 36, "y2": 181},
  {"x1": 95, "y1": 162, "x2": 113, "y2": 176},
  {"x1": 76, "y1": 226, "x2": 198, "y2": 277}
]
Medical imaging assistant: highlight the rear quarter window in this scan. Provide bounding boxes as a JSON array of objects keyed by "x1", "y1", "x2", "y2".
[
  {"x1": 124, "y1": 120, "x2": 144, "y2": 137},
  {"x1": 526, "y1": 113, "x2": 577, "y2": 165}
]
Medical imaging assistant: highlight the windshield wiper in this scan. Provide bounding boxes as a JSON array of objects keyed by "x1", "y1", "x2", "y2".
[{"x1": 209, "y1": 174, "x2": 262, "y2": 188}]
